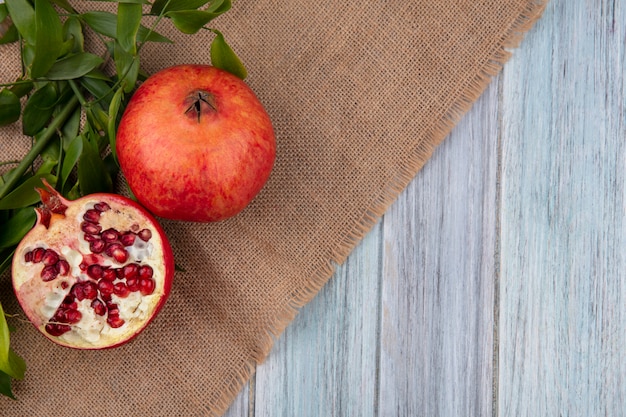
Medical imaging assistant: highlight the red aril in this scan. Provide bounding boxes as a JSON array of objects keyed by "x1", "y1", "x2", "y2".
[{"x1": 11, "y1": 180, "x2": 174, "y2": 349}]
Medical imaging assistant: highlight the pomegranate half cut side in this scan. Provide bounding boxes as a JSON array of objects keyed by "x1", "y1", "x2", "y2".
[{"x1": 11, "y1": 181, "x2": 175, "y2": 349}]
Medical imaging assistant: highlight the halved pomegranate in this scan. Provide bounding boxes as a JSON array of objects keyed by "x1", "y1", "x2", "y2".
[{"x1": 11, "y1": 180, "x2": 174, "y2": 349}]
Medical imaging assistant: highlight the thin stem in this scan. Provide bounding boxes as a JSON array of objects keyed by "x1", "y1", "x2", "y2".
[
  {"x1": 67, "y1": 79, "x2": 88, "y2": 107},
  {"x1": 0, "y1": 95, "x2": 80, "y2": 200},
  {"x1": 0, "y1": 160, "x2": 21, "y2": 167},
  {"x1": 0, "y1": 79, "x2": 33, "y2": 88},
  {"x1": 136, "y1": 0, "x2": 173, "y2": 54}
]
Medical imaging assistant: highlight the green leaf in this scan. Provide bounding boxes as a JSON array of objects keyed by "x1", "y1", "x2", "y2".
[
  {"x1": 0, "y1": 370, "x2": 17, "y2": 399},
  {"x1": 82, "y1": 11, "x2": 172, "y2": 44},
  {"x1": 61, "y1": 106, "x2": 81, "y2": 149},
  {"x1": 210, "y1": 29, "x2": 247, "y2": 79},
  {"x1": 60, "y1": 134, "x2": 82, "y2": 190},
  {"x1": 82, "y1": 68, "x2": 113, "y2": 81},
  {"x1": 207, "y1": 0, "x2": 230, "y2": 14},
  {"x1": 0, "y1": 4, "x2": 20, "y2": 45},
  {"x1": 114, "y1": 41, "x2": 139, "y2": 93},
  {"x1": 31, "y1": 0, "x2": 64, "y2": 78},
  {"x1": 0, "y1": 207, "x2": 36, "y2": 249},
  {"x1": 150, "y1": 0, "x2": 168, "y2": 14},
  {"x1": 63, "y1": 16, "x2": 84, "y2": 53},
  {"x1": 0, "y1": 302, "x2": 26, "y2": 382},
  {"x1": 117, "y1": 2, "x2": 142, "y2": 55},
  {"x1": 38, "y1": 130, "x2": 61, "y2": 166},
  {"x1": 166, "y1": 10, "x2": 219, "y2": 34},
  {"x1": 78, "y1": 135, "x2": 112, "y2": 195},
  {"x1": 5, "y1": 0, "x2": 36, "y2": 44},
  {"x1": 0, "y1": 89, "x2": 20, "y2": 126},
  {"x1": 80, "y1": 76, "x2": 115, "y2": 105},
  {"x1": 90, "y1": 0, "x2": 148, "y2": 3},
  {"x1": 22, "y1": 82, "x2": 57, "y2": 136},
  {"x1": 103, "y1": 153, "x2": 120, "y2": 183},
  {"x1": 9, "y1": 79, "x2": 34, "y2": 98},
  {"x1": 45, "y1": 53, "x2": 104, "y2": 80},
  {"x1": 137, "y1": 24, "x2": 173, "y2": 44},
  {"x1": 81, "y1": 10, "x2": 117, "y2": 38},
  {"x1": 107, "y1": 86, "x2": 124, "y2": 162},
  {"x1": 50, "y1": 0, "x2": 76, "y2": 13},
  {"x1": 151, "y1": 0, "x2": 211, "y2": 14},
  {"x1": 0, "y1": 174, "x2": 56, "y2": 210},
  {"x1": 0, "y1": 248, "x2": 16, "y2": 276}
]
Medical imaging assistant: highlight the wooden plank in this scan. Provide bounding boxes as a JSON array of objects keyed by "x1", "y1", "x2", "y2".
[
  {"x1": 253, "y1": 222, "x2": 382, "y2": 417},
  {"x1": 222, "y1": 382, "x2": 250, "y2": 417},
  {"x1": 498, "y1": 1, "x2": 626, "y2": 415},
  {"x1": 251, "y1": 41, "x2": 500, "y2": 417},
  {"x1": 378, "y1": 79, "x2": 499, "y2": 416}
]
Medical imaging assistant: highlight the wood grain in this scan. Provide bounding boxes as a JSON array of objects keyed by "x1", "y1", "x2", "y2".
[
  {"x1": 254, "y1": 222, "x2": 382, "y2": 417},
  {"x1": 377, "y1": 77, "x2": 499, "y2": 417},
  {"x1": 498, "y1": 1, "x2": 626, "y2": 416},
  {"x1": 224, "y1": 1, "x2": 626, "y2": 415}
]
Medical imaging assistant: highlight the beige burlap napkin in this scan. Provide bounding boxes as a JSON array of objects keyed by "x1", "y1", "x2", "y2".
[{"x1": 0, "y1": 0, "x2": 546, "y2": 415}]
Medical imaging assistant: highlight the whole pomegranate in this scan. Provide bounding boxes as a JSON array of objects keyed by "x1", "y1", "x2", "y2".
[
  {"x1": 11, "y1": 180, "x2": 174, "y2": 349},
  {"x1": 116, "y1": 64, "x2": 276, "y2": 222}
]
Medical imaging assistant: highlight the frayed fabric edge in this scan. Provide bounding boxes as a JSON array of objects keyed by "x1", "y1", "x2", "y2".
[{"x1": 207, "y1": 1, "x2": 549, "y2": 416}]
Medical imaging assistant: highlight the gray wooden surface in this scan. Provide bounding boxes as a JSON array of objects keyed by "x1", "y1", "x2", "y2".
[{"x1": 225, "y1": 1, "x2": 626, "y2": 416}]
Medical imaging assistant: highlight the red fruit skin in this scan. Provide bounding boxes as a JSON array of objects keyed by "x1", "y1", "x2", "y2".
[
  {"x1": 116, "y1": 64, "x2": 276, "y2": 222},
  {"x1": 12, "y1": 188, "x2": 175, "y2": 350}
]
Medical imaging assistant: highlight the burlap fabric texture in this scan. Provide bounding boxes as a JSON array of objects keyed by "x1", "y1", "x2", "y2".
[{"x1": 0, "y1": 0, "x2": 546, "y2": 415}]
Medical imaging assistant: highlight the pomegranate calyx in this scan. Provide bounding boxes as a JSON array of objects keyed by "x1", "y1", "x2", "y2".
[
  {"x1": 35, "y1": 179, "x2": 68, "y2": 228},
  {"x1": 183, "y1": 90, "x2": 217, "y2": 123}
]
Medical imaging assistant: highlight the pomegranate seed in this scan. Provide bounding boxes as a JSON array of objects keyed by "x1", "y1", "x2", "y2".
[
  {"x1": 64, "y1": 309, "x2": 82, "y2": 324},
  {"x1": 83, "y1": 233, "x2": 98, "y2": 242},
  {"x1": 81, "y1": 221, "x2": 102, "y2": 235},
  {"x1": 87, "y1": 264, "x2": 104, "y2": 279},
  {"x1": 94, "y1": 202, "x2": 111, "y2": 212},
  {"x1": 24, "y1": 251, "x2": 33, "y2": 263},
  {"x1": 126, "y1": 277, "x2": 140, "y2": 292},
  {"x1": 138, "y1": 228, "x2": 152, "y2": 242},
  {"x1": 61, "y1": 281, "x2": 69, "y2": 289},
  {"x1": 120, "y1": 232, "x2": 136, "y2": 247},
  {"x1": 71, "y1": 283, "x2": 86, "y2": 301},
  {"x1": 89, "y1": 239, "x2": 106, "y2": 254},
  {"x1": 107, "y1": 315, "x2": 125, "y2": 328},
  {"x1": 83, "y1": 209, "x2": 101, "y2": 223},
  {"x1": 32, "y1": 247, "x2": 45, "y2": 263},
  {"x1": 113, "y1": 282, "x2": 130, "y2": 298},
  {"x1": 122, "y1": 263, "x2": 139, "y2": 279},
  {"x1": 106, "y1": 302, "x2": 119, "y2": 316},
  {"x1": 61, "y1": 297, "x2": 77, "y2": 311},
  {"x1": 91, "y1": 299, "x2": 106, "y2": 316},
  {"x1": 112, "y1": 247, "x2": 128, "y2": 263},
  {"x1": 57, "y1": 259, "x2": 70, "y2": 276},
  {"x1": 41, "y1": 265, "x2": 59, "y2": 281},
  {"x1": 139, "y1": 278, "x2": 155, "y2": 296},
  {"x1": 98, "y1": 280, "x2": 114, "y2": 297},
  {"x1": 101, "y1": 268, "x2": 117, "y2": 281},
  {"x1": 105, "y1": 242, "x2": 120, "y2": 256},
  {"x1": 101, "y1": 228, "x2": 119, "y2": 243},
  {"x1": 72, "y1": 282, "x2": 97, "y2": 300},
  {"x1": 138, "y1": 265, "x2": 154, "y2": 279},
  {"x1": 41, "y1": 249, "x2": 59, "y2": 266},
  {"x1": 83, "y1": 282, "x2": 98, "y2": 299},
  {"x1": 45, "y1": 323, "x2": 71, "y2": 336}
]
